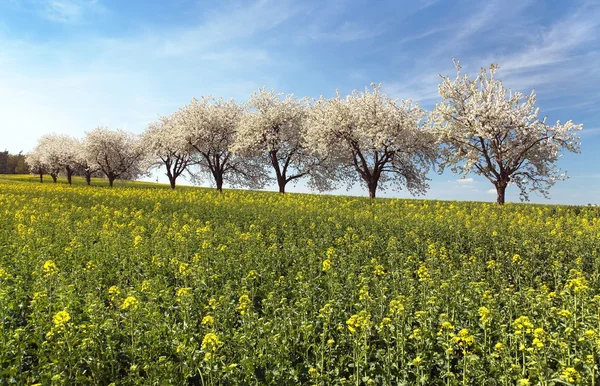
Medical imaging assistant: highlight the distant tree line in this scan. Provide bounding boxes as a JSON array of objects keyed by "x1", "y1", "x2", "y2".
[{"x1": 0, "y1": 151, "x2": 29, "y2": 174}]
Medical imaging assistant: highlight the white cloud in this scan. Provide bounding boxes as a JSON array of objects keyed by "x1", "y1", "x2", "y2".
[
  {"x1": 487, "y1": 189, "x2": 497, "y2": 194},
  {"x1": 457, "y1": 178, "x2": 474, "y2": 184}
]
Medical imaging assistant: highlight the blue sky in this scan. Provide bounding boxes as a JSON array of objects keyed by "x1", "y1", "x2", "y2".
[{"x1": 1, "y1": 0, "x2": 599, "y2": 204}]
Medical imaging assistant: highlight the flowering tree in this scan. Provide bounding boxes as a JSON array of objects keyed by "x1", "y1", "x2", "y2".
[
  {"x1": 142, "y1": 114, "x2": 196, "y2": 189},
  {"x1": 83, "y1": 127, "x2": 146, "y2": 187},
  {"x1": 25, "y1": 151, "x2": 45, "y2": 183},
  {"x1": 73, "y1": 140, "x2": 100, "y2": 186},
  {"x1": 179, "y1": 97, "x2": 267, "y2": 192},
  {"x1": 307, "y1": 84, "x2": 436, "y2": 199},
  {"x1": 27, "y1": 134, "x2": 81, "y2": 184},
  {"x1": 28, "y1": 135, "x2": 63, "y2": 183},
  {"x1": 433, "y1": 61, "x2": 582, "y2": 204},
  {"x1": 235, "y1": 88, "x2": 331, "y2": 193}
]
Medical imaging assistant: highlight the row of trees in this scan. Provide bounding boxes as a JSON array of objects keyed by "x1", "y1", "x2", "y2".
[
  {"x1": 26, "y1": 62, "x2": 582, "y2": 204},
  {"x1": 26, "y1": 130, "x2": 143, "y2": 187}
]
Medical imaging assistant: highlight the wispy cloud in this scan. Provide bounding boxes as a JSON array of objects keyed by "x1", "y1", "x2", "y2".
[
  {"x1": 305, "y1": 21, "x2": 386, "y2": 42},
  {"x1": 580, "y1": 127, "x2": 600, "y2": 137},
  {"x1": 38, "y1": 0, "x2": 103, "y2": 23},
  {"x1": 499, "y1": 2, "x2": 600, "y2": 74},
  {"x1": 384, "y1": 72, "x2": 442, "y2": 105},
  {"x1": 457, "y1": 178, "x2": 474, "y2": 184}
]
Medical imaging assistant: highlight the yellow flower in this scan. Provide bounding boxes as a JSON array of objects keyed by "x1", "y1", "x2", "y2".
[
  {"x1": 517, "y1": 379, "x2": 530, "y2": 386},
  {"x1": 513, "y1": 316, "x2": 533, "y2": 335},
  {"x1": 121, "y1": 296, "x2": 139, "y2": 310},
  {"x1": 359, "y1": 285, "x2": 370, "y2": 301},
  {"x1": 201, "y1": 332, "x2": 223, "y2": 352},
  {"x1": 176, "y1": 287, "x2": 191, "y2": 300},
  {"x1": 322, "y1": 259, "x2": 332, "y2": 272},
  {"x1": 379, "y1": 317, "x2": 392, "y2": 329},
  {"x1": 561, "y1": 367, "x2": 581, "y2": 383},
  {"x1": 201, "y1": 315, "x2": 214, "y2": 327},
  {"x1": 141, "y1": 280, "x2": 150, "y2": 292},
  {"x1": 451, "y1": 328, "x2": 474, "y2": 349},
  {"x1": 373, "y1": 265, "x2": 385, "y2": 276},
  {"x1": 108, "y1": 285, "x2": 120, "y2": 300},
  {"x1": 133, "y1": 235, "x2": 143, "y2": 248},
  {"x1": 557, "y1": 309, "x2": 572, "y2": 318},
  {"x1": 389, "y1": 297, "x2": 405, "y2": 316},
  {"x1": 236, "y1": 294, "x2": 251, "y2": 315},
  {"x1": 208, "y1": 298, "x2": 219, "y2": 310},
  {"x1": 416, "y1": 264, "x2": 430, "y2": 282},
  {"x1": 478, "y1": 306, "x2": 491, "y2": 325},
  {"x1": 326, "y1": 247, "x2": 336, "y2": 259},
  {"x1": 53, "y1": 311, "x2": 71, "y2": 329},
  {"x1": 318, "y1": 302, "x2": 333, "y2": 319},
  {"x1": 43, "y1": 260, "x2": 58, "y2": 277},
  {"x1": 346, "y1": 310, "x2": 372, "y2": 334},
  {"x1": 178, "y1": 263, "x2": 190, "y2": 276}
]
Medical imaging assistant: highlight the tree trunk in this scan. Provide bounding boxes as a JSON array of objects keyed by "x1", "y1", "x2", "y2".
[
  {"x1": 367, "y1": 180, "x2": 377, "y2": 199},
  {"x1": 169, "y1": 176, "x2": 176, "y2": 190},
  {"x1": 277, "y1": 176, "x2": 286, "y2": 194},
  {"x1": 109, "y1": 177, "x2": 115, "y2": 187},
  {"x1": 51, "y1": 174, "x2": 57, "y2": 183},
  {"x1": 85, "y1": 173, "x2": 91, "y2": 186},
  {"x1": 39, "y1": 172, "x2": 43, "y2": 183},
  {"x1": 367, "y1": 181, "x2": 377, "y2": 200},
  {"x1": 496, "y1": 184, "x2": 506, "y2": 205},
  {"x1": 67, "y1": 170, "x2": 73, "y2": 185},
  {"x1": 215, "y1": 173, "x2": 223, "y2": 193}
]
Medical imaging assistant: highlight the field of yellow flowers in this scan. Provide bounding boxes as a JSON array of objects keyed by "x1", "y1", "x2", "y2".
[{"x1": 1, "y1": 177, "x2": 599, "y2": 385}]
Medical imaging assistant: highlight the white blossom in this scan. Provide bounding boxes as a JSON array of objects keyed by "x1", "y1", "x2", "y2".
[
  {"x1": 307, "y1": 84, "x2": 436, "y2": 198},
  {"x1": 142, "y1": 114, "x2": 196, "y2": 189},
  {"x1": 83, "y1": 127, "x2": 146, "y2": 187},
  {"x1": 235, "y1": 87, "x2": 332, "y2": 193},
  {"x1": 178, "y1": 96, "x2": 268, "y2": 191},
  {"x1": 27, "y1": 134, "x2": 80, "y2": 183},
  {"x1": 25, "y1": 150, "x2": 46, "y2": 182},
  {"x1": 432, "y1": 60, "x2": 582, "y2": 204}
]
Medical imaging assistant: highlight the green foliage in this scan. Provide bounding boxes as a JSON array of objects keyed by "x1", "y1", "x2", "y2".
[{"x1": 0, "y1": 180, "x2": 599, "y2": 385}]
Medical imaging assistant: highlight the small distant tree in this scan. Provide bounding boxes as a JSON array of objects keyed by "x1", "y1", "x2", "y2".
[
  {"x1": 34, "y1": 135, "x2": 63, "y2": 182},
  {"x1": 72, "y1": 139, "x2": 100, "y2": 186},
  {"x1": 142, "y1": 114, "x2": 196, "y2": 189},
  {"x1": 25, "y1": 151, "x2": 45, "y2": 183},
  {"x1": 235, "y1": 88, "x2": 332, "y2": 193},
  {"x1": 433, "y1": 61, "x2": 582, "y2": 204},
  {"x1": 307, "y1": 84, "x2": 436, "y2": 199},
  {"x1": 179, "y1": 97, "x2": 268, "y2": 192},
  {"x1": 83, "y1": 127, "x2": 145, "y2": 187}
]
